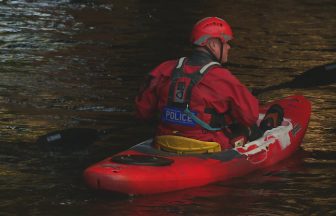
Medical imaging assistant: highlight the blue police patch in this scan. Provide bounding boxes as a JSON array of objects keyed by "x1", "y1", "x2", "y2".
[{"x1": 161, "y1": 107, "x2": 196, "y2": 126}]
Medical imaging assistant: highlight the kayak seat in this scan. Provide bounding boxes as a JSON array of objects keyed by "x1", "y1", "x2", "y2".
[{"x1": 155, "y1": 135, "x2": 221, "y2": 154}]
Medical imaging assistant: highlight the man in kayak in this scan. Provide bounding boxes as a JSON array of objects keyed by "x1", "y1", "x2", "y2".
[{"x1": 135, "y1": 17, "x2": 282, "y2": 151}]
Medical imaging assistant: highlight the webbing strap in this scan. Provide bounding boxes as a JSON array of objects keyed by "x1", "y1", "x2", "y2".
[
  {"x1": 168, "y1": 57, "x2": 220, "y2": 106},
  {"x1": 200, "y1": 61, "x2": 220, "y2": 74},
  {"x1": 184, "y1": 106, "x2": 221, "y2": 131},
  {"x1": 167, "y1": 57, "x2": 187, "y2": 105},
  {"x1": 176, "y1": 57, "x2": 186, "y2": 69}
]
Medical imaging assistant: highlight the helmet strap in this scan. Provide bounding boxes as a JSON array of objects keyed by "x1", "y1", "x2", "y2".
[
  {"x1": 204, "y1": 40, "x2": 224, "y2": 65},
  {"x1": 204, "y1": 45, "x2": 220, "y2": 63},
  {"x1": 219, "y1": 41, "x2": 224, "y2": 65}
]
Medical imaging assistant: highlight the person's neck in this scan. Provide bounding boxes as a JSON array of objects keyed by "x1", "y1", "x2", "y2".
[{"x1": 188, "y1": 48, "x2": 218, "y2": 66}]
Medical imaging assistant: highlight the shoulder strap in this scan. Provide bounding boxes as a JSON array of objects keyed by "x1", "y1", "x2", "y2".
[
  {"x1": 168, "y1": 57, "x2": 187, "y2": 105},
  {"x1": 176, "y1": 57, "x2": 186, "y2": 69},
  {"x1": 168, "y1": 59, "x2": 220, "y2": 107},
  {"x1": 183, "y1": 62, "x2": 220, "y2": 105},
  {"x1": 170, "y1": 57, "x2": 187, "y2": 80},
  {"x1": 200, "y1": 61, "x2": 220, "y2": 74}
]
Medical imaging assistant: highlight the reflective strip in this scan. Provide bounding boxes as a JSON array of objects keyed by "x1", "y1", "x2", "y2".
[
  {"x1": 194, "y1": 34, "x2": 232, "y2": 45},
  {"x1": 193, "y1": 35, "x2": 211, "y2": 46},
  {"x1": 219, "y1": 33, "x2": 233, "y2": 42},
  {"x1": 200, "y1": 62, "x2": 220, "y2": 74},
  {"x1": 176, "y1": 57, "x2": 186, "y2": 69},
  {"x1": 223, "y1": 34, "x2": 232, "y2": 42}
]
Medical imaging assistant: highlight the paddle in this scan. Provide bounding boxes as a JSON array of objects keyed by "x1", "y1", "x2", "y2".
[
  {"x1": 252, "y1": 62, "x2": 336, "y2": 95},
  {"x1": 36, "y1": 126, "x2": 139, "y2": 152},
  {"x1": 37, "y1": 62, "x2": 336, "y2": 151},
  {"x1": 37, "y1": 127, "x2": 111, "y2": 152}
]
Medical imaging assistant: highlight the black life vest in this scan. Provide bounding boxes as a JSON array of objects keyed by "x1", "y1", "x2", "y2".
[{"x1": 161, "y1": 57, "x2": 225, "y2": 130}]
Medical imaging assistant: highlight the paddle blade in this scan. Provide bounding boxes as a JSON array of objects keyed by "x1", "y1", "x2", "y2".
[
  {"x1": 252, "y1": 62, "x2": 336, "y2": 95},
  {"x1": 37, "y1": 128, "x2": 99, "y2": 152},
  {"x1": 289, "y1": 63, "x2": 336, "y2": 88}
]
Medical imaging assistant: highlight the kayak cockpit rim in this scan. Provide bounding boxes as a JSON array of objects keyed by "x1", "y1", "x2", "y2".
[{"x1": 130, "y1": 118, "x2": 293, "y2": 159}]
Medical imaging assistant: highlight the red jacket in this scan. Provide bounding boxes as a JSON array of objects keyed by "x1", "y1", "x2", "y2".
[{"x1": 135, "y1": 54, "x2": 259, "y2": 149}]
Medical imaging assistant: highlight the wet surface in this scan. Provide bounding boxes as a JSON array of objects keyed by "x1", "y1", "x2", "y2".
[{"x1": 0, "y1": 0, "x2": 335, "y2": 215}]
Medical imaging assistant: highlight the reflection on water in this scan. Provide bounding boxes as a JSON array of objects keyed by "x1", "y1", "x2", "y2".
[{"x1": 0, "y1": 0, "x2": 335, "y2": 215}]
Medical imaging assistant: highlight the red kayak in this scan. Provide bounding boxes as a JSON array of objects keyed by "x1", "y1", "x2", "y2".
[{"x1": 84, "y1": 95, "x2": 311, "y2": 195}]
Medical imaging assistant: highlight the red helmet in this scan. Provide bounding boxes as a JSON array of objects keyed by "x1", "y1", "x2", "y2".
[{"x1": 191, "y1": 17, "x2": 233, "y2": 46}]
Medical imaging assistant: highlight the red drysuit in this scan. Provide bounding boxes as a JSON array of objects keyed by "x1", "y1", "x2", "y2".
[{"x1": 135, "y1": 53, "x2": 259, "y2": 149}]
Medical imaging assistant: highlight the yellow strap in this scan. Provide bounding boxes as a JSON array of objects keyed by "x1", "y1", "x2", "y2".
[{"x1": 155, "y1": 135, "x2": 221, "y2": 154}]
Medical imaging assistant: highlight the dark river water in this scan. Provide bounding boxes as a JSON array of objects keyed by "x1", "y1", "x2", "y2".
[{"x1": 0, "y1": 0, "x2": 335, "y2": 215}]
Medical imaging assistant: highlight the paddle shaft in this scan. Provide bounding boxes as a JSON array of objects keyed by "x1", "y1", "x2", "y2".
[
  {"x1": 37, "y1": 62, "x2": 335, "y2": 151},
  {"x1": 37, "y1": 126, "x2": 134, "y2": 152}
]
